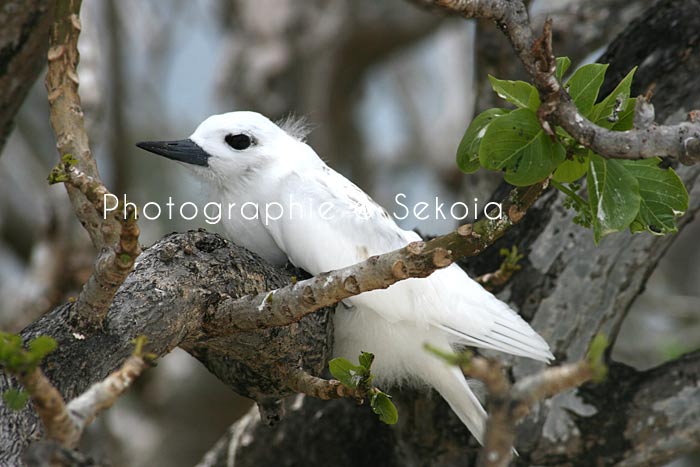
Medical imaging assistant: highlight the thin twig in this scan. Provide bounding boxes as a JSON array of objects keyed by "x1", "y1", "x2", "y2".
[
  {"x1": 284, "y1": 368, "x2": 366, "y2": 402},
  {"x1": 425, "y1": 335, "x2": 608, "y2": 467},
  {"x1": 15, "y1": 350, "x2": 150, "y2": 451},
  {"x1": 66, "y1": 355, "x2": 148, "y2": 442}
]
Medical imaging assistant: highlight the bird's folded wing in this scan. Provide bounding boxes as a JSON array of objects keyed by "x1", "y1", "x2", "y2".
[{"x1": 263, "y1": 167, "x2": 553, "y2": 362}]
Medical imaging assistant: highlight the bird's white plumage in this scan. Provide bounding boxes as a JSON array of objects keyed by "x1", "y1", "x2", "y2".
[{"x1": 183, "y1": 111, "x2": 553, "y2": 443}]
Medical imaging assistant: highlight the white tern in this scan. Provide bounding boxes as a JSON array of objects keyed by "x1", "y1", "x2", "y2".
[{"x1": 137, "y1": 111, "x2": 553, "y2": 443}]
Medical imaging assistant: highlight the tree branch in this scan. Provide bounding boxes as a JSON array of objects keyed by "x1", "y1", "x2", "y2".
[
  {"x1": 63, "y1": 353, "x2": 149, "y2": 446},
  {"x1": 2, "y1": 337, "x2": 149, "y2": 466},
  {"x1": 48, "y1": 160, "x2": 140, "y2": 330},
  {"x1": 284, "y1": 369, "x2": 366, "y2": 402},
  {"x1": 426, "y1": 0, "x2": 700, "y2": 163},
  {"x1": 45, "y1": 0, "x2": 141, "y2": 331},
  {"x1": 427, "y1": 337, "x2": 605, "y2": 467},
  {"x1": 17, "y1": 367, "x2": 76, "y2": 447},
  {"x1": 0, "y1": 231, "x2": 334, "y2": 465},
  {"x1": 207, "y1": 181, "x2": 547, "y2": 335}
]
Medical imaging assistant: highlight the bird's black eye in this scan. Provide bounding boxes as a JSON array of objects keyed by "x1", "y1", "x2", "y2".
[{"x1": 225, "y1": 133, "x2": 252, "y2": 150}]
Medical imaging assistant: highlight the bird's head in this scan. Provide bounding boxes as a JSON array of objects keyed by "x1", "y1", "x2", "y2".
[{"x1": 136, "y1": 111, "x2": 306, "y2": 185}]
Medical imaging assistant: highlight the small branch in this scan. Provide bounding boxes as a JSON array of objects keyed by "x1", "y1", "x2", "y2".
[
  {"x1": 475, "y1": 246, "x2": 523, "y2": 292},
  {"x1": 477, "y1": 358, "x2": 597, "y2": 467},
  {"x1": 46, "y1": 0, "x2": 141, "y2": 331},
  {"x1": 532, "y1": 18, "x2": 559, "y2": 136},
  {"x1": 14, "y1": 343, "x2": 150, "y2": 453},
  {"x1": 427, "y1": 335, "x2": 607, "y2": 467},
  {"x1": 427, "y1": 0, "x2": 700, "y2": 164},
  {"x1": 205, "y1": 181, "x2": 547, "y2": 335},
  {"x1": 66, "y1": 354, "x2": 148, "y2": 444},
  {"x1": 17, "y1": 368, "x2": 78, "y2": 448},
  {"x1": 554, "y1": 98, "x2": 700, "y2": 163},
  {"x1": 284, "y1": 369, "x2": 365, "y2": 402},
  {"x1": 49, "y1": 160, "x2": 141, "y2": 328},
  {"x1": 46, "y1": 0, "x2": 108, "y2": 248}
]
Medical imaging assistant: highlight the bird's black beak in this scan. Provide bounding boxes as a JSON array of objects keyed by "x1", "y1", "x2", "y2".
[{"x1": 136, "y1": 139, "x2": 210, "y2": 167}]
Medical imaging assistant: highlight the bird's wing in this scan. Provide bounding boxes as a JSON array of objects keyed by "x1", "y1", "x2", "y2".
[{"x1": 264, "y1": 165, "x2": 552, "y2": 362}]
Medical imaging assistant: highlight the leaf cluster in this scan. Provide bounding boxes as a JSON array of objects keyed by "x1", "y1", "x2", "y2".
[
  {"x1": 329, "y1": 351, "x2": 398, "y2": 425},
  {"x1": 457, "y1": 58, "x2": 688, "y2": 243}
]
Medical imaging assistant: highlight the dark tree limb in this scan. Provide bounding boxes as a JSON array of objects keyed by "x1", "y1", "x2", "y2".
[
  {"x1": 0, "y1": 231, "x2": 334, "y2": 466},
  {"x1": 0, "y1": 0, "x2": 53, "y2": 154}
]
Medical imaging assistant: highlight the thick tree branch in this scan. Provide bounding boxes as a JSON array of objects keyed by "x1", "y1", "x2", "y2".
[
  {"x1": 426, "y1": 0, "x2": 700, "y2": 163},
  {"x1": 0, "y1": 231, "x2": 334, "y2": 465}
]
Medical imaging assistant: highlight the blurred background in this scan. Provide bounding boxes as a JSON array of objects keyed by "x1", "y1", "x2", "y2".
[{"x1": 0, "y1": 0, "x2": 697, "y2": 465}]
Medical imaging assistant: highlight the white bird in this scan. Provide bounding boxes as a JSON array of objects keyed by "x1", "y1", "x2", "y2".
[{"x1": 137, "y1": 111, "x2": 553, "y2": 443}]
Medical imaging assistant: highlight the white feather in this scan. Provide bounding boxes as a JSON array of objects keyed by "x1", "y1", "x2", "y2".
[{"x1": 179, "y1": 111, "x2": 554, "y2": 443}]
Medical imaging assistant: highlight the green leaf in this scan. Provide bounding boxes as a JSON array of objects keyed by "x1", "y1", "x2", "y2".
[
  {"x1": 0, "y1": 333, "x2": 22, "y2": 364},
  {"x1": 370, "y1": 392, "x2": 398, "y2": 425},
  {"x1": 565, "y1": 63, "x2": 608, "y2": 116},
  {"x1": 586, "y1": 153, "x2": 641, "y2": 243},
  {"x1": 488, "y1": 76, "x2": 540, "y2": 111},
  {"x1": 3, "y1": 389, "x2": 29, "y2": 411},
  {"x1": 620, "y1": 159, "x2": 689, "y2": 235},
  {"x1": 591, "y1": 67, "x2": 636, "y2": 128},
  {"x1": 28, "y1": 336, "x2": 57, "y2": 360},
  {"x1": 479, "y1": 108, "x2": 566, "y2": 186},
  {"x1": 555, "y1": 57, "x2": 572, "y2": 82},
  {"x1": 457, "y1": 109, "x2": 510, "y2": 173},
  {"x1": 358, "y1": 351, "x2": 375, "y2": 370},
  {"x1": 585, "y1": 334, "x2": 609, "y2": 383},
  {"x1": 552, "y1": 150, "x2": 589, "y2": 183},
  {"x1": 328, "y1": 358, "x2": 364, "y2": 388}
]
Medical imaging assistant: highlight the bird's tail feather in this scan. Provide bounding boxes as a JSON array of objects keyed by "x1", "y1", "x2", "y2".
[{"x1": 424, "y1": 362, "x2": 487, "y2": 444}]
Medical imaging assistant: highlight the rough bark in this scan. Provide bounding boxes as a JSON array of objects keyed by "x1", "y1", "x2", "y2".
[
  {"x1": 197, "y1": 1, "x2": 700, "y2": 466},
  {"x1": 0, "y1": 230, "x2": 333, "y2": 466}
]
